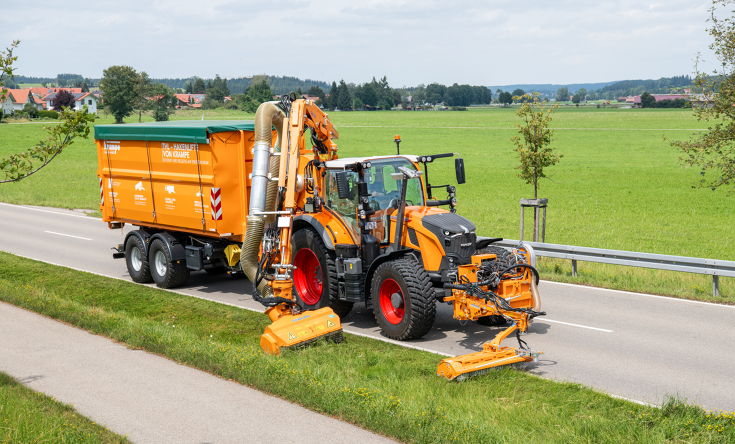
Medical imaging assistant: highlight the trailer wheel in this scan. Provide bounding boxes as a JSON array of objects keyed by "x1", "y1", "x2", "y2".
[
  {"x1": 371, "y1": 257, "x2": 436, "y2": 340},
  {"x1": 125, "y1": 236, "x2": 152, "y2": 283},
  {"x1": 292, "y1": 228, "x2": 353, "y2": 318},
  {"x1": 149, "y1": 239, "x2": 190, "y2": 289}
]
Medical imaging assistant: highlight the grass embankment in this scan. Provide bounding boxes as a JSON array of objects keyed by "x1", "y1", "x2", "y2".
[
  {"x1": 0, "y1": 107, "x2": 732, "y2": 300},
  {"x1": 1, "y1": 252, "x2": 733, "y2": 444},
  {"x1": 0, "y1": 372, "x2": 129, "y2": 443}
]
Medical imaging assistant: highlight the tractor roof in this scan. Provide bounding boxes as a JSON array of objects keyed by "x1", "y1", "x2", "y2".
[{"x1": 323, "y1": 155, "x2": 419, "y2": 168}]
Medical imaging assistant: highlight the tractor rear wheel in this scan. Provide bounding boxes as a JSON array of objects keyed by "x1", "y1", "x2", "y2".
[
  {"x1": 291, "y1": 228, "x2": 353, "y2": 318},
  {"x1": 371, "y1": 257, "x2": 436, "y2": 340}
]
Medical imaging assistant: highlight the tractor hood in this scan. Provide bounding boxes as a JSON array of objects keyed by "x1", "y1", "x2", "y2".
[{"x1": 414, "y1": 210, "x2": 477, "y2": 263}]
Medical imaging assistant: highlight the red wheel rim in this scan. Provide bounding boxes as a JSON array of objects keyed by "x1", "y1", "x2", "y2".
[
  {"x1": 379, "y1": 278, "x2": 404, "y2": 324},
  {"x1": 293, "y1": 248, "x2": 323, "y2": 305}
]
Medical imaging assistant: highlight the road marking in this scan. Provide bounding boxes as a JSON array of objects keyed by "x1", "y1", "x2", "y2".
[
  {"x1": 541, "y1": 280, "x2": 735, "y2": 309},
  {"x1": 0, "y1": 202, "x2": 98, "y2": 220},
  {"x1": 43, "y1": 231, "x2": 92, "y2": 241},
  {"x1": 541, "y1": 318, "x2": 613, "y2": 333}
]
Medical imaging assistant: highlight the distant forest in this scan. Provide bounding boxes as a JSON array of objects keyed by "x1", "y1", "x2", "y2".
[{"x1": 153, "y1": 76, "x2": 331, "y2": 96}]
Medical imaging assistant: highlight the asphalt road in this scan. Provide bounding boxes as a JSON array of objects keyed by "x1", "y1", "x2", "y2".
[{"x1": 2, "y1": 202, "x2": 734, "y2": 412}]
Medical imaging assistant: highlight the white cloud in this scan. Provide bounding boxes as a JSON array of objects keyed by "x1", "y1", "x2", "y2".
[{"x1": 0, "y1": 0, "x2": 716, "y2": 86}]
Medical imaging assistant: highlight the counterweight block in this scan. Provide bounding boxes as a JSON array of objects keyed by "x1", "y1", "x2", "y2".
[{"x1": 260, "y1": 307, "x2": 343, "y2": 355}]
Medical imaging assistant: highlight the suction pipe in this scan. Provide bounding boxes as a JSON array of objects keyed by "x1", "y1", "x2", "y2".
[{"x1": 240, "y1": 102, "x2": 284, "y2": 297}]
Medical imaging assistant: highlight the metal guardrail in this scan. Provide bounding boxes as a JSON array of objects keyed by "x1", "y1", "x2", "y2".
[{"x1": 493, "y1": 239, "x2": 735, "y2": 297}]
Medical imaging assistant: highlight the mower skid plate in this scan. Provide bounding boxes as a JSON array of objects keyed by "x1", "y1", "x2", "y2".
[
  {"x1": 260, "y1": 307, "x2": 343, "y2": 355},
  {"x1": 437, "y1": 347, "x2": 541, "y2": 381}
]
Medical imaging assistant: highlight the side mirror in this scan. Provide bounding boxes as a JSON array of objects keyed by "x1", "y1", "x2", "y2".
[
  {"x1": 336, "y1": 172, "x2": 351, "y2": 199},
  {"x1": 455, "y1": 158, "x2": 466, "y2": 184}
]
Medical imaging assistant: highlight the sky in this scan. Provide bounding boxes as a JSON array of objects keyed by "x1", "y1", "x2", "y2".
[{"x1": 0, "y1": 0, "x2": 718, "y2": 87}]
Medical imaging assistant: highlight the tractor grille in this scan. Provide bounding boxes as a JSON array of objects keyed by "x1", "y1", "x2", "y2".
[{"x1": 443, "y1": 232, "x2": 477, "y2": 260}]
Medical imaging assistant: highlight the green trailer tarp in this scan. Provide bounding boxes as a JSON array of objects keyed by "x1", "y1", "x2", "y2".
[{"x1": 94, "y1": 121, "x2": 257, "y2": 144}]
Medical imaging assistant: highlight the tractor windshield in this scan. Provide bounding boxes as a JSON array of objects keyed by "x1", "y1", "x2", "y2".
[{"x1": 324, "y1": 158, "x2": 425, "y2": 236}]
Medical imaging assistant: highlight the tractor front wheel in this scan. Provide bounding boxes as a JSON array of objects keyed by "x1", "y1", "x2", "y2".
[{"x1": 371, "y1": 257, "x2": 436, "y2": 340}]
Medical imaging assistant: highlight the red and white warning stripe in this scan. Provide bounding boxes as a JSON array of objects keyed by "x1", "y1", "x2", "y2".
[
  {"x1": 210, "y1": 187, "x2": 222, "y2": 220},
  {"x1": 99, "y1": 178, "x2": 104, "y2": 206}
]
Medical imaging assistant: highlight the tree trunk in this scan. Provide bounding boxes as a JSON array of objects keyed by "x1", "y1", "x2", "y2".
[{"x1": 138, "y1": 110, "x2": 142, "y2": 123}]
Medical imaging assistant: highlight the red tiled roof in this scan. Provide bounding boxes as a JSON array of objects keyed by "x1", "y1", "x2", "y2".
[{"x1": 5, "y1": 89, "x2": 29, "y2": 104}]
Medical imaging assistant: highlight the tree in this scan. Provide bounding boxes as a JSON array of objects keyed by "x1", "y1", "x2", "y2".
[
  {"x1": 0, "y1": 40, "x2": 19, "y2": 104},
  {"x1": 360, "y1": 83, "x2": 378, "y2": 107},
  {"x1": 578, "y1": 88, "x2": 588, "y2": 100},
  {"x1": 640, "y1": 92, "x2": 656, "y2": 108},
  {"x1": 412, "y1": 84, "x2": 426, "y2": 105},
  {"x1": 571, "y1": 93, "x2": 580, "y2": 104},
  {"x1": 185, "y1": 82, "x2": 193, "y2": 94},
  {"x1": 512, "y1": 89, "x2": 526, "y2": 103},
  {"x1": 53, "y1": 90, "x2": 76, "y2": 111},
  {"x1": 81, "y1": 80, "x2": 89, "y2": 93},
  {"x1": 498, "y1": 91, "x2": 513, "y2": 105},
  {"x1": 100, "y1": 65, "x2": 139, "y2": 124},
  {"x1": 192, "y1": 78, "x2": 205, "y2": 94},
  {"x1": 328, "y1": 81, "x2": 338, "y2": 110},
  {"x1": 668, "y1": 0, "x2": 735, "y2": 193},
  {"x1": 134, "y1": 71, "x2": 152, "y2": 122},
  {"x1": 307, "y1": 85, "x2": 325, "y2": 101},
  {"x1": 23, "y1": 103, "x2": 38, "y2": 118},
  {"x1": 511, "y1": 93, "x2": 562, "y2": 199},
  {"x1": 555, "y1": 87, "x2": 569, "y2": 102},
  {"x1": 149, "y1": 83, "x2": 177, "y2": 121},
  {"x1": 234, "y1": 78, "x2": 273, "y2": 113},
  {"x1": 337, "y1": 80, "x2": 352, "y2": 111}
]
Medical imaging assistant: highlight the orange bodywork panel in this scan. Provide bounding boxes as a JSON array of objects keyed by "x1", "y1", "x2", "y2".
[{"x1": 97, "y1": 129, "x2": 276, "y2": 241}]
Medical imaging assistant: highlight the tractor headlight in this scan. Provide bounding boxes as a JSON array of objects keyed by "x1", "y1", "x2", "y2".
[{"x1": 443, "y1": 230, "x2": 451, "y2": 236}]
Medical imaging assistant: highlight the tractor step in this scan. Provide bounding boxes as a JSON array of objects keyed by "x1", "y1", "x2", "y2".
[
  {"x1": 260, "y1": 307, "x2": 343, "y2": 355},
  {"x1": 437, "y1": 347, "x2": 541, "y2": 381}
]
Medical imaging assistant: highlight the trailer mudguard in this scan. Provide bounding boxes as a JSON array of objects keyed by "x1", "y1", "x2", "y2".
[
  {"x1": 123, "y1": 229, "x2": 153, "y2": 257},
  {"x1": 149, "y1": 232, "x2": 187, "y2": 262},
  {"x1": 292, "y1": 215, "x2": 334, "y2": 250}
]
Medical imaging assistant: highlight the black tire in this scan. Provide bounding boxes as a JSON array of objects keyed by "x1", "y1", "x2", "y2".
[
  {"x1": 291, "y1": 229, "x2": 353, "y2": 318},
  {"x1": 371, "y1": 257, "x2": 436, "y2": 340},
  {"x1": 204, "y1": 266, "x2": 227, "y2": 275},
  {"x1": 125, "y1": 235, "x2": 152, "y2": 283},
  {"x1": 149, "y1": 239, "x2": 190, "y2": 289}
]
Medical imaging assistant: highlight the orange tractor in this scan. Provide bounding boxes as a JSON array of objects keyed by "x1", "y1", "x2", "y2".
[{"x1": 96, "y1": 94, "x2": 545, "y2": 380}]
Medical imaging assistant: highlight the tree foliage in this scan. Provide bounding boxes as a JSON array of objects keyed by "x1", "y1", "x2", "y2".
[
  {"x1": 640, "y1": 92, "x2": 656, "y2": 108},
  {"x1": 668, "y1": 0, "x2": 735, "y2": 193},
  {"x1": 192, "y1": 78, "x2": 206, "y2": 94},
  {"x1": 511, "y1": 93, "x2": 562, "y2": 199},
  {"x1": 100, "y1": 65, "x2": 140, "y2": 124},
  {"x1": 337, "y1": 80, "x2": 352, "y2": 110},
  {"x1": 53, "y1": 90, "x2": 76, "y2": 111},
  {"x1": 1, "y1": 106, "x2": 95, "y2": 183},
  {"x1": 232, "y1": 78, "x2": 273, "y2": 113},
  {"x1": 150, "y1": 83, "x2": 177, "y2": 121},
  {"x1": 0, "y1": 40, "x2": 20, "y2": 103},
  {"x1": 555, "y1": 87, "x2": 569, "y2": 102},
  {"x1": 571, "y1": 93, "x2": 580, "y2": 104},
  {"x1": 498, "y1": 91, "x2": 513, "y2": 105}
]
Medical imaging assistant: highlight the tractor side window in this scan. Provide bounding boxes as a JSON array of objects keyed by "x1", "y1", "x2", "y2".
[{"x1": 325, "y1": 170, "x2": 359, "y2": 233}]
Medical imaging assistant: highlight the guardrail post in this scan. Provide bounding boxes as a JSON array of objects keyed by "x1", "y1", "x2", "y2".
[
  {"x1": 713, "y1": 275, "x2": 720, "y2": 297},
  {"x1": 572, "y1": 259, "x2": 578, "y2": 278}
]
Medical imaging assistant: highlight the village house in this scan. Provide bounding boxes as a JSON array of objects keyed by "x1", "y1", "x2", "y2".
[{"x1": 43, "y1": 91, "x2": 99, "y2": 114}]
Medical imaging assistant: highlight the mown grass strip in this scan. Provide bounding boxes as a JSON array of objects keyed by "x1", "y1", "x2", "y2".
[
  {"x1": 1, "y1": 251, "x2": 733, "y2": 443},
  {"x1": 0, "y1": 371, "x2": 129, "y2": 443}
]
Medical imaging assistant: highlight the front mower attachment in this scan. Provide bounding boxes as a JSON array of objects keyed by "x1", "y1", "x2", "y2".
[
  {"x1": 260, "y1": 307, "x2": 343, "y2": 355},
  {"x1": 436, "y1": 321, "x2": 541, "y2": 381}
]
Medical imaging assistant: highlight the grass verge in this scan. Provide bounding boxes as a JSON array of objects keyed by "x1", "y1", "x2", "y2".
[
  {"x1": 0, "y1": 371, "x2": 129, "y2": 443},
  {"x1": 1, "y1": 252, "x2": 733, "y2": 443}
]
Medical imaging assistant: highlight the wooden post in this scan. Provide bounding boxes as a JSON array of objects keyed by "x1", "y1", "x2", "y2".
[{"x1": 519, "y1": 198, "x2": 548, "y2": 243}]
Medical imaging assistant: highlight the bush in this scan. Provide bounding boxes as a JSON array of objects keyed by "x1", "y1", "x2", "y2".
[
  {"x1": 38, "y1": 110, "x2": 59, "y2": 119},
  {"x1": 450, "y1": 106, "x2": 467, "y2": 111},
  {"x1": 23, "y1": 103, "x2": 39, "y2": 119}
]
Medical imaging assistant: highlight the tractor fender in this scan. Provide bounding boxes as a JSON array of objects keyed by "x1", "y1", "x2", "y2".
[
  {"x1": 363, "y1": 249, "x2": 421, "y2": 308},
  {"x1": 292, "y1": 215, "x2": 334, "y2": 250},
  {"x1": 149, "y1": 232, "x2": 187, "y2": 262},
  {"x1": 123, "y1": 229, "x2": 153, "y2": 257}
]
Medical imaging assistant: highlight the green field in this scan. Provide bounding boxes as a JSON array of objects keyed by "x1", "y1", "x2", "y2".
[
  {"x1": 2, "y1": 251, "x2": 733, "y2": 444},
  {"x1": 0, "y1": 371, "x2": 129, "y2": 443},
  {"x1": 0, "y1": 106, "x2": 732, "y2": 299}
]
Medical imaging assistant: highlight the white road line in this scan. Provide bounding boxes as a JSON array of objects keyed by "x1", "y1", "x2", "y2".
[
  {"x1": 43, "y1": 231, "x2": 93, "y2": 241},
  {"x1": 541, "y1": 280, "x2": 735, "y2": 309},
  {"x1": 541, "y1": 319, "x2": 613, "y2": 333},
  {"x1": 0, "y1": 202, "x2": 98, "y2": 220}
]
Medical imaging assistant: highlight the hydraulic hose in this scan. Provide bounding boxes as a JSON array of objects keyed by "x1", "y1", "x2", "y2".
[{"x1": 241, "y1": 102, "x2": 285, "y2": 300}]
